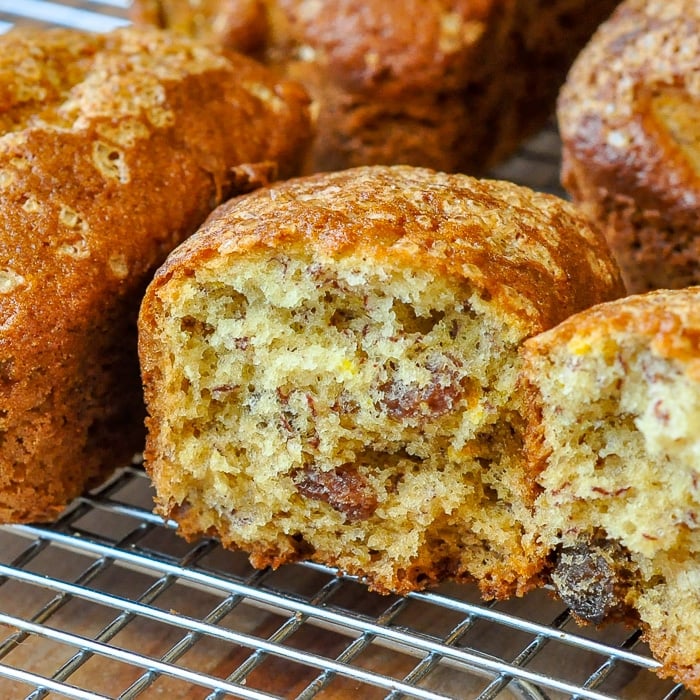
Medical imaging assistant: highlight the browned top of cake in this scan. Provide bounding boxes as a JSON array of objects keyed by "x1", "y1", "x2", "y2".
[
  {"x1": 558, "y1": 0, "x2": 700, "y2": 221},
  {"x1": 523, "y1": 286, "x2": 700, "y2": 376},
  {"x1": 267, "y1": 0, "x2": 501, "y2": 95},
  {"x1": 0, "y1": 25, "x2": 310, "y2": 339},
  {"x1": 130, "y1": 0, "x2": 270, "y2": 55},
  {"x1": 131, "y1": 0, "x2": 620, "y2": 174},
  {"x1": 0, "y1": 24, "x2": 311, "y2": 518},
  {"x1": 149, "y1": 165, "x2": 625, "y2": 335}
]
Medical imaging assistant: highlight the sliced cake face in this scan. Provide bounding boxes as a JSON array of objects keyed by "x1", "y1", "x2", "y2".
[
  {"x1": 139, "y1": 165, "x2": 624, "y2": 597},
  {"x1": 521, "y1": 287, "x2": 700, "y2": 691},
  {"x1": 145, "y1": 245, "x2": 536, "y2": 596},
  {"x1": 531, "y1": 332, "x2": 700, "y2": 562}
]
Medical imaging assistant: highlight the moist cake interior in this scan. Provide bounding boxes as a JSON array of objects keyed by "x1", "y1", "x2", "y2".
[
  {"x1": 151, "y1": 245, "x2": 540, "y2": 595},
  {"x1": 532, "y1": 338, "x2": 700, "y2": 675}
]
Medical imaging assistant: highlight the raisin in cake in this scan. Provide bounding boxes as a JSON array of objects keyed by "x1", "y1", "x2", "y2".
[
  {"x1": 522, "y1": 287, "x2": 700, "y2": 692},
  {"x1": 138, "y1": 164, "x2": 624, "y2": 596}
]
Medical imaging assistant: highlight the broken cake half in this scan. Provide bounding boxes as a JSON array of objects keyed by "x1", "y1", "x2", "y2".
[
  {"x1": 522, "y1": 286, "x2": 700, "y2": 693},
  {"x1": 138, "y1": 165, "x2": 623, "y2": 597}
]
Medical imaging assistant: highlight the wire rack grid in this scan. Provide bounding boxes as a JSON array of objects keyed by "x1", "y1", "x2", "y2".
[{"x1": 0, "y1": 2, "x2": 693, "y2": 699}]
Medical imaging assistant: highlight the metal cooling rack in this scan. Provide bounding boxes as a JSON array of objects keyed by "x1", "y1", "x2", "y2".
[
  {"x1": 0, "y1": 462, "x2": 690, "y2": 699},
  {"x1": 0, "y1": 3, "x2": 694, "y2": 699},
  {"x1": 0, "y1": 1, "x2": 129, "y2": 33}
]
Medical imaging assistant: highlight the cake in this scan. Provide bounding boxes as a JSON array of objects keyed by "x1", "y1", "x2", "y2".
[
  {"x1": 557, "y1": 0, "x2": 700, "y2": 293},
  {"x1": 521, "y1": 287, "x2": 700, "y2": 693},
  {"x1": 138, "y1": 164, "x2": 624, "y2": 597},
  {"x1": 130, "y1": 0, "x2": 620, "y2": 174},
  {"x1": 0, "y1": 25, "x2": 311, "y2": 523}
]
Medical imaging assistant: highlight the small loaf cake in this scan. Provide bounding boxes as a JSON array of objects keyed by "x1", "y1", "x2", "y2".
[
  {"x1": 130, "y1": 0, "x2": 619, "y2": 174},
  {"x1": 138, "y1": 164, "x2": 624, "y2": 597},
  {"x1": 558, "y1": 0, "x2": 700, "y2": 293},
  {"x1": 0, "y1": 26, "x2": 311, "y2": 523},
  {"x1": 521, "y1": 287, "x2": 700, "y2": 693}
]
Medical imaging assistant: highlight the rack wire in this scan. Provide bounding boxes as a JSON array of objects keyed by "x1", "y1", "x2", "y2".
[
  {"x1": 0, "y1": 2, "x2": 694, "y2": 699},
  {"x1": 0, "y1": 1, "x2": 129, "y2": 33}
]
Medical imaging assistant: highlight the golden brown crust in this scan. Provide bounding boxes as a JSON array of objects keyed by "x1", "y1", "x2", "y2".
[
  {"x1": 557, "y1": 0, "x2": 700, "y2": 293},
  {"x1": 523, "y1": 286, "x2": 700, "y2": 369},
  {"x1": 149, "y1": 165, "x2": 625, "y2": 334},
  {"x1": 130, "y1": 0, "x2": 270, "y2": 55},
  {"x1": 0, "y1": 26, "x2": 311, "y2": 523},
  {"x1": 131, "y1": 0, "x2": 619, "y2": 174}
]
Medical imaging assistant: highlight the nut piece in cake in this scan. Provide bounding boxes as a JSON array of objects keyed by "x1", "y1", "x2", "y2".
[
  {"x1": 522, "y1": 286, "x2": 700, "y2": 693},
  {"x1": 138, "y1": 164, "x2": 624, "y2": 597}
]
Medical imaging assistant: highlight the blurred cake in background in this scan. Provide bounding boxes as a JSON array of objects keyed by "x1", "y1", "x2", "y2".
[
  {"x1": 131, "y1": 0, "x2": 620, "y2": 174},
  {"x1": 558, "y1": 0, "x2": 700, "y2": 293}
]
